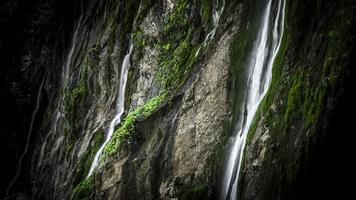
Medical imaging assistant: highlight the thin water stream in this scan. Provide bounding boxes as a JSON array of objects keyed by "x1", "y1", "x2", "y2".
[
  {"x1": 87, "y1": 43, "x2": 133, "y2": 177},
  {"x1": 221, "y1": 0, "x2": 286, "y2": 199}
]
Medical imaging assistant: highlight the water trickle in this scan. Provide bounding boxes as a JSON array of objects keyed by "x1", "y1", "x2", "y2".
[
  {"x1": 6, "y1": 77, "x2": 45, "y2": 195},
  {"x1": 195, "y1": 0, "x2": 226, "y2": 57},
  {"x1": 37, "y1": 19, "x2": 81, "y2": 166},
  {"x1": 87, "y1": 43, "x2": 133, "y2": 177},
  {"x1": 63, "y1": 20, "x2": 81, "y2": 85},
  {"x1": 205, "y1": 0, "x2": 225, "y2": 41},
  {"x1": 221, "y1": 0, "x2": 286, "y2": 199}
]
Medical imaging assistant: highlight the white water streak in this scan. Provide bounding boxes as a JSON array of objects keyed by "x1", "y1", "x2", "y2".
[
  {"x1": 195, "y1": 0, "x2": 226, "y2": 57},
  {"x1": 63, "y1": 20, "x2": 81, "y2": 85},
  {"x1": 6, "y1": 77, "x2": 45, "y2": 195},
  {"x1": 87, "y1": 43, "x2": 133, "y2": 177},
  {"x1": 221, "y1": 0, "x2": 285, "y2": 199},
  {"x1": 37, "y1": 20, "x2": 81, "y2": 167}
]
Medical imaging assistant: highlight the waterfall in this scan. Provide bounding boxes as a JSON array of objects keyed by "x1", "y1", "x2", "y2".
[
  {"x1": 221, "y1": 0, "x2": 286, "y2": 199},
  {"x1": 87, "y1": 42, "x2": 133, "y2": 177}
]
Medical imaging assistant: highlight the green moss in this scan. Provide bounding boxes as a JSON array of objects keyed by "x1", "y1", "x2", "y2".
[
  {"x1": 250, "y1": 0, "x2": 353, "y2": 138},
  {"x1": 235, "y1": 0, "x2": 354, "y2": 196},
  {"x1": 70, "y1": 176, "x2": 94, "y2": 200},
  {"x1": 64, "y1": 82, "x2": 86, "y2": 125},
  {"x1": 284, "y1": 73, "x2": 303, "y2": 123},
  {"x1": 101, "y1": 93, "x2": 166, "y2": 159},
  {"x1": 155, "y1": 0, "x2": 202, "y2": 94},
  {"x1": 157, "y1": 29, "x2": 201, "y2": 94},
  {"x1": 282, "y1": 68, "x2": 326, "y2": 127},
  {"x1": 133, "y1": 1, "x2": 208, "y2": 97},
  {"x1": 227, "y1": 5, "x2": 262, "y2": 144},
  {"x1": 201, "y1": 0, "x2": 212, "y2": 26},
  {"x1": 163, "y1": 0, "x2": 189, "y2": 36},
  {"x1": 83, "y1": 132, "x2": 104, "y2": 173},
  {"x1": 70, "y1": 130, "x2": 104, "y2": 191},
  {"x1": 180, "y1": 185, "x2": 209, "y2": 200},
  {"x1": 246, "y1": 95, "x2": 268, "y2": 143},
  {"x1": 132, "y1": 0, "x2": 156, "y2": 48},
  {"x1": 283, "y1": 1, "x2": 351, "y2": 129},
  {"x1": 134, "y1": 0, "x2": 153, "y2": 25},
  {"x1": 246, "y1": 1, "x2": 294, "y2": 141},
  {"x1": 133, "y1": 28, "x2": 147, "y2": 47},
  {"x1": 63, "y1": 54, "x2": 93, "y2": 133}
]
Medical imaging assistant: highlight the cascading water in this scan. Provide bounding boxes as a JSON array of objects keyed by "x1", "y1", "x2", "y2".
[
  {"x1": 221, "y1": 0, "x2": 285, "y2": 199},
  {"x1": 87, "y1": 42, "x2": 133, "y2": 177}
]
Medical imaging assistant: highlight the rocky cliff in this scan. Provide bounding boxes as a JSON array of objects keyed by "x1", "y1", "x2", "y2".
[{"x1": 0, "y1": 0, "x2": 355, "y2": 199}]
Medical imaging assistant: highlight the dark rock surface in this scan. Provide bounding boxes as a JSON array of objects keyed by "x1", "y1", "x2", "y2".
[{"x1": 0, "y1": 0, "x2": 355, "y2": 199}]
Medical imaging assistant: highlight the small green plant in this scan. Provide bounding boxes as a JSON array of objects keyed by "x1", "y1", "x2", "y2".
[{"x1": 102, "y1": 93, "x2": 166, "y2": 159}]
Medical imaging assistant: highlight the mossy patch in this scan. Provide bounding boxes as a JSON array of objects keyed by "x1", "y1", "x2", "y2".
[
  {"x1": 201, "y1": 0, "x2": 212, "y2": 26},
  {"x1": 70, "y1": 176, "x2": 94, "y2": 200},
  {"x1": 101, "y1": 92, "x2": 166, "y2": 159},
  {"x1": 156, "y1": 28, "x2": 201, "y2": 92},
  {"x1": 63, "y1": 53, "x2": 92, "y2": 131},
  {"x1": 180, "y1": 185, "x2": 209, "y2": 200},
  {"x1": 243, "y1": 4, "x2": 354, "y2": 196},
  {"x1": 70, "y1": 130, "x2": 104, "y2": 191},
  {"x1": 156, "y1": 0, "x2": 202, "y2": 93}
]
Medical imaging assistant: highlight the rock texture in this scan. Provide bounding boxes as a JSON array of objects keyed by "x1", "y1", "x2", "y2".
[
  {"x1": 238, "y1": 0, "x2": 356, "y2": 200},
  {"x1": 0, "y1": 0, "x2": 355, "y2": 199}
]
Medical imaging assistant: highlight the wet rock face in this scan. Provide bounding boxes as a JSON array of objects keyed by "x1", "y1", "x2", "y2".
[
  {"x1": 0, "y1": 0, "x2": 78, "y2": 198},
  {"x1": 1, "y1": 0, "x2": 355, "y2": 199},
  {"x1": 93, "y1": 2, "x2": 242, "y2": 199},
  {"x1": 239, "y1": 0, "x2": 356, "y2": 199},
  {"x1": 170, "y1": 31, "x2": 232, "y2": 187},
  {"x1": 15, "y1": 0, "x2": 244, "y2": 199}
]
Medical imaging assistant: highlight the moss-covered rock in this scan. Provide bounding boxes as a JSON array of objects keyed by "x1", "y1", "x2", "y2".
[
  {"x1": 102, "y1": 92, "x2": 166, "y2": 159},
  {"x1": 240, "y1": 0, "x2": 355, "y2": 199},
  {"x1": 180, "y1": 185, "x2": 209, "y2": 200},
  {"x1": 12, "y1": 0, "x2": 354, "y2": 199},
  {"x1": 70, "y1": 177, "x2": 94, "y2": 200}
]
